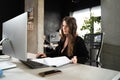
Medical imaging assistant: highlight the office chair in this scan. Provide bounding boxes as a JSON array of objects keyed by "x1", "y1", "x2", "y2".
[{"x1": 84, "y1": 32, "x2": 104, "y2": 67}]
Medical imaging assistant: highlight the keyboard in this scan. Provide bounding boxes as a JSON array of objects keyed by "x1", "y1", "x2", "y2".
[{"x1": 20, "y1": 59, "x2": 48, "y2": 69}]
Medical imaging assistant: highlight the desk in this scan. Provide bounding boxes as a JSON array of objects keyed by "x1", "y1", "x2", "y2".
[{"x1": 1, "y1": 57, "x2": 120, "y2": 80}]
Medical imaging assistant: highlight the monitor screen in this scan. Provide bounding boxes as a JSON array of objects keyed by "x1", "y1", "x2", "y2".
[{"x1": 2, "y1": 12, "x2": 28, "y2": 61}]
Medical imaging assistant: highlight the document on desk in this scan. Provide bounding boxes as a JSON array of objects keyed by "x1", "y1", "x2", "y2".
[
  {"x1": 32, "y1": 56, "x2": 71, "y2": 67},
  {"x1": 0, "y1": 61, "x2": 16, "y2": 70}
]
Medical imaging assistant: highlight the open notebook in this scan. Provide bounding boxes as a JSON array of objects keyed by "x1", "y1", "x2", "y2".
[{"x1": 32, "y1": 56, "x2": 72, "y2": 67}]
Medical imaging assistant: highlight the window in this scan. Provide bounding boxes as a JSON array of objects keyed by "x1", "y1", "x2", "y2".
[{"x1": 71, "y1": 6, "x2": 101, "y2": 38}]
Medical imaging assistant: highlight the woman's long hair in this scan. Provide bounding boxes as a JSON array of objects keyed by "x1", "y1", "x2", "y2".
[{"x1": 61, "y1": 16, "x2": 77, "y2": 56}]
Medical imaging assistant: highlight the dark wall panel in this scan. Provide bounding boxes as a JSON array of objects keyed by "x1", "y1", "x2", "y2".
[
  {"x1": 44, "y1": 0, "x2": 70, "y2": 41},
  {"x1": 0, "y1": 0, "x2": 24, "y2": 40}
]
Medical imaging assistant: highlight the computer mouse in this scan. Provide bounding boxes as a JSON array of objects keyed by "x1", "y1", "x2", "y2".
[
  {"x1": 0, "y1": 69, "x2": 3, "y2": 77},
  {"x1": 36, "y1": 56, "x2": 41, "y2": 58},
  {"x1": 36, "y1": 55, "x2": 43, "y2": 58}
]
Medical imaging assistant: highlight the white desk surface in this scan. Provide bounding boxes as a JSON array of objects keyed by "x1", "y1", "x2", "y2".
[{"x1": 0, "y1": 56, "x2": 120, "y2": 80}]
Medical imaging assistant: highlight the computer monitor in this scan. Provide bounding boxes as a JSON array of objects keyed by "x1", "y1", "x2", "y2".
[{"x1": 2, "y1": 12, "x2": 28, "y2": 61}]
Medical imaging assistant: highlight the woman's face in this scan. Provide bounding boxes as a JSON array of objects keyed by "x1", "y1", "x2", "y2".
[{"x1": 62, "y1": 21, "x2": 69, "y2": 35}]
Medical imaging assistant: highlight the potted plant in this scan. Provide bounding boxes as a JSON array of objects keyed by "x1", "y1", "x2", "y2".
[{"x1": 80, "y1": 14, "x2": 101, "y2": 34}]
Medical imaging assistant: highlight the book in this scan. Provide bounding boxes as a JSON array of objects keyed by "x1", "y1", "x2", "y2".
[{"x1": 32, "y1": 56, "x2": 71, "y2": 67}]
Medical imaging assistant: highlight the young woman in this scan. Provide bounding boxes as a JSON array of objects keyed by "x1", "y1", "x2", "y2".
[{"x1": 37, "y1": 16, "x2": 89, "y2": 64}]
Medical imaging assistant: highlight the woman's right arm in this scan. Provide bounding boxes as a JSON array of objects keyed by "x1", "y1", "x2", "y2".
[{"x1": 36, "y1": 40, "x2": 63, "y2": 58}]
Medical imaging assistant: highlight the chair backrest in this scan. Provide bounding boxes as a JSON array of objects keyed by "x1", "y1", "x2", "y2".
[{"x1": 84, "y1": 32, "x2": 104, "y2": 63}]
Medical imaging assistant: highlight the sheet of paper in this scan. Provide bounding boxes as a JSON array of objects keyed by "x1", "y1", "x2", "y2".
[{"x1": 0, "y1": 61, "x2": 16, "y2": 70}]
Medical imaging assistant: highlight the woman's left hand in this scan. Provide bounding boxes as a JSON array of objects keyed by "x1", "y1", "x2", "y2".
[{"x1": 71, "y1": 56, "x2": 77, "y2": 64}]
